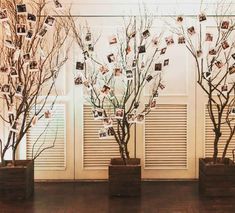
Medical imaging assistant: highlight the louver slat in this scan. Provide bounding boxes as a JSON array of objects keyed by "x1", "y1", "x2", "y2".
[
  {"x1": 26, "y1": 104, "x2": 66, "y2": 170},
  {"x1": 205, "y1": 106, "x2": 235, "y2": 159},
  {"x1": 83, "y1": 106, "x2": 119, "y2": 169},
  {"x1": 145, "y1": 104, "x2": 188, "y2": 169}
]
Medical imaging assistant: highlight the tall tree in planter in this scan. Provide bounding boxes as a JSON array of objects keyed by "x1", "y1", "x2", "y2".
[
  {"x1": 70, "y1": 15, "x2": 170, "y2": 163},
  {"x1": 0, "y1": 0, "x2": 71, "y2": 167},
  {"x1": 169, "y1": 3, "x2": 235, "y2": 196}
]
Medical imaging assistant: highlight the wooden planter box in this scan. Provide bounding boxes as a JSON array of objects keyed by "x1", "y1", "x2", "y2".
[
  {"x1": 199, "y1": 158, "x2": 235, "y2": 197},
  {"x1": 109, "y1": 158, "x2": 141, "y2": 197},
  {"x1": 0, "y1": 160, "x2": 34, "y2": 200}
]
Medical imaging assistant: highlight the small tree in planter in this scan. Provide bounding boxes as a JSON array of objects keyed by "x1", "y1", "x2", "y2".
[
  {"x1": 70, "y1": 15, "x2": 170, "y2": 195},
  {"x1": 169, "y1": 4, "x2": 235, "y2": 196},
  {"x1": 0, "y1": 0, "x2": 71, "y2": 199}
]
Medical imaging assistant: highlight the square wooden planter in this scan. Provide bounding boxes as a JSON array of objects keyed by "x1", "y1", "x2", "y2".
[
  {"x1": 0, "y1": 160, "x2": 34, "y2": 200},
  {"x1": 199, "y1": 158, "x2": 235, "y2": 197},
  {"x1": 109, "y1": 158, "x2": 141, "y2": 197}
]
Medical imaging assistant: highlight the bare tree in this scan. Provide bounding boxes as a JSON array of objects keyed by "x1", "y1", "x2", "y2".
[
  {"x1": 168, "y1": 2, "x2": 235, "y2": 164},
  {"x1": 0, "y1": 0, "x2": 71, "y2": 166},
  {"x1": 70, "y1": 13, "x2": 169, "y2": 164}
]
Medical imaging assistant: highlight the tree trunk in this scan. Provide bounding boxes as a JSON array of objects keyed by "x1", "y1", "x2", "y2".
[{"x1": 213, "y1": 132, "x2": 221, "y2": 164}]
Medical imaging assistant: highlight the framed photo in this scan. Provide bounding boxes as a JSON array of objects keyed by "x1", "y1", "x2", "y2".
[
  {"x1": 16, "y1": 24, "x2": 27, "y2": 35},
  {"x1": 76, "y1": 62, "x2": 84, "y2": 70},
  {"x1": 23, "y1": 53, "x2": 30, "y2": 62},
  {"x1": 1, "y1": 84, "x2": 10, "y2": 94},
  {"x1": 74, "y1": 76, "x2": 83, "y2": 85},
  {"x1": 155, "y1": 63, "x2": 162, "y2": 71},
  {"x1": 16, "y1": 4, "x2": 27, "y2": 14},
  {"x1": 138, "y1": 45, "x2": 146, "y2": 54},
  {"x1": 178, "y1": 36, "x2": 185, "y2": 44},
  {"x1": 115, "y1": 108, "x2": 124, "y2": 119},
  {"x1": 127, "y1": 113, "x2": 136, "y2": 123},
  {"x1": 27, "y1": 13, "x2": 36, "y2": 22},
  {"x1": 29, "y1": 60, "x2": 39, "y2": 72}
]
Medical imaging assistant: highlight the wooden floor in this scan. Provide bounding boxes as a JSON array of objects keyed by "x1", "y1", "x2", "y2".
[{"x1": 0, "y1": 181, "x2": 235, "y2": 213}]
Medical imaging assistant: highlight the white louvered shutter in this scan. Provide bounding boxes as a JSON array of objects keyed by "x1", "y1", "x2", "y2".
[
  {"x1": 83, "y1": 105, "x2": 120, "y2": 169},
  {"x1": 205, "y1": 106, "x2": 235, "y2": 159},
  {"x1": 27, "y1": 104, "x2": 66, "y2": 170},
  {"x1": 145, "y1": 104, "x2": 188, "y2": 169}
]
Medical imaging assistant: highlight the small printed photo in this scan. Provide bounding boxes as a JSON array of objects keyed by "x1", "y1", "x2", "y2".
[
  {"x1": 214, "y1": 60, "x2": 223, "y2": 69},
  {"x1": 165, "y1": 36, "x2": 174, "y2": 46},
  {"x1": 0, "y1": 9, "x2": 8, "y2": 22},
  {"x1": 16, "y1": 4, "x2": 27, "y2": 14},
  {"x1": 107, "y1": 53, "x2": 115, "y2": 63},
  {"x1": 85, "y1": 32, "x2": 91, "y2": 41},
  {"x1": 109, "y1": 35, "x2": 117, "y2": 45},
  {"x1": 142, "y1": 29, "x2": 150, "y2": 39},
  {"x1": 199, "y1": 13, "x2": 207, "y2": 22},
  {"x1": 27, "y1": 13, "x2": 36, "y2": 22},
  {"x1": 134, "y1": 102, "x2": 139, "y2": 109},
  {"x1": 1, "y1": 84, "x2": 10, "y2": 94},
  {"x1": 138, "y1": 45, "x2": 146, "y2": 54},
  {"x1": 160, "y1": 47, "x2": 167, "y2": 55},
  {"x1": 126, "y1": 69, "x2": 133, "y2": 80},
  {"x1": 231, "y1": 53, "x2": 235, "y2": 60},
  {"x1": 127, "y1": 113, "x2": 136, "y2": 123},
  {"x1": 44, "y1": 16, "x2": 55, "y2": 27},
  {"x1": 176, "y1": 16, "x2": 183, "y2": 23},
  {"x1": 107, "y1": 128, "x2": 114, "y2": 137},
  {"x1": 132, "y1": 59, "x2": 137, "y2": 68},
  {"x1": 16, "y1": 24, "x2": 27, "y2": 35},
  {"x1": 208, "y1": 48, "x2": 217, "y2": 55},
  {"x1": 164, "y1": 59, "x2": 169, "y2": 66},
  {"x1": 74, "y1": 76, "x2": 83, "y2": 85},
  {"x1": 155, "y1": 63, "x2": 162, "y2": 71},
  {"x1": 231, "y1": 108, "x2": 235, "y2": 115},
  {"x1": 88, "y1": 44, "x2": 94, "y2": 52},
  {"x1": 99, "y1": 128, "x2": 108, "y2": 139},
  {"x1": 76, "y1": 62, "x2": 84, "y2": 70},
  {"x1": 205, "y1": 33, "x2": 213, "y2": 42},
  {"x1": 221, "y1": 21, "x2": 229, "y2": 30},
  {"x1": 150, "y1": 98, "x2": 157, "y2": 108},
  {"x1": 44, "y1": 110, "x2": 52, "y2": 118},
  {"x1": 136, "y1": 113, "x2": 145, "y2": 123},
  {"x1": 10, "y1": 67, "x2": 18, "y2": 77},
  {"x1": 204, "y1": 71, "x2": 211, "y2": 79},
  {"x1": 103, "y1": 117, "x2": 113, "y2": 128},
  {"x1": 152, "y1": 36, "x2": 158, "y2": 45},
  {"x1": 4, "y1": 39, "x2": 15, "y2": 49},
  {"x1": 221, "y1": 84, "x2": 228, "y2": 92},
  {"x1": 23, "y1": 53, "x2": 30, "y2": 62},
  {"x1": 25, "y1": 29, "x2": 34, "y2": 40},
  {"x1": 115, "y1": 108, "x2": 124, "y2": 119},
  {"x1": 159, "y1": 83, "x2": 165, "y2": 90},
  {"x1": 29, "y1": 60, "x2": 39, "y2": 71},
  {"x1": 92, "y1": 108, "x2": 104, "y2": 120},
  {"x1": 178, "y1": 36, "x2": 185, "y2": 44},
  {"x1": 101, "y1": 85, "x2": 111, "y2": 95},
  {"x1": 15, "y1": 84, "x2": 22, "y2": 96},
  {"x1": 221, "y1": 40, "x2": 229, "y2": 50},
  {"x1": 99, "y1": 66, "x2": 109, "y2": 75},
  {"x1": 196, "y1": 50, "x2": 203, "y2": 58},
  {"x1": 0, "y1": 66, "x2": 9, "y2": 75},
  {"x1": 37, "y1": 26, "x2": 47, "y2": 38},
  {"x1": 229, "y1": 65, "x2": 235, "y2": 75},
  {"x1": 146, "y1": 74, "x2": 153, "y2": 82},
  {"x1": 187, "y1": 26, "x2": 196, "y2": 35},
  {"x1": 83, "y1": 80, "x2": 92, "y2": 91},
  {"x1": 53, "y1": 0, "x2": 63, "y2": 9},
  {"x1": 83, "y1": 51, "x2": 89, "y2": 60},
  {"x1": 114, "y1": 68, "x2": 122, "y2": 77}
]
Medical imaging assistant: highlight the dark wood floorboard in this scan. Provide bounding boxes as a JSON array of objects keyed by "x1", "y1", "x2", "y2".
[{"x1": 0, "y1": 181, "x2": 235, "y2": 213}]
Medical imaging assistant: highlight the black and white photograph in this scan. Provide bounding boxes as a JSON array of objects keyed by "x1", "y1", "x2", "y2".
[
  {"x1": 164, "y1": 59, "x2": 169, "y2": 66},
  {"x1": 142, "y1": 29, "x2": 150, "y2": 39},
  {"x1": 178, "y1": 36, "x2": 185, "y2": 44},
  {"x1": 0, "y1": 9, "x2": 8, "y2": 22},
  {"x1": 44, "y1": 16, "x2": 55, "y2": 27},
  {"x1": 187, "y1": 26, "x2": 196, "y2": 35},
  {"x1": 92, "y1": 108, "x2": 104, "y2": 120},
  {"x1": 115, "y1": 108, "x2": 124, "y2": 119},
  {"x1": 98, "y1": 128, "x2": 108, "y2": 139},
  {"x1": 15, "y1": 84, "x2": 22, "y2": 96},
  {"x1": 232, "y1": 53, "x2": 235, "y2": 60},
  {"x1": 160, "y1": 47, "x2": 167, "y2": 55},
  {"x1": 138, "y1": 45, "x2": 146, "y2": 54},
  {"x1": 76, "y1": 62, "x2": 84, "y2": 70},
  {"x1": 199, "y1": 13, "x2": 207, "y2": 22},
  {"x1": 0, "y1": 66, "x2": 9, "y2": 75},
  {"x1": 85, "y1": 32, "x2": 91, "y2": 41},
  {"x1": 29, "y1": 61, "x2": 39, "y2": 72},
  {"x1": 25, "y1": 29, "x2": 34, "y2": 40},
  {"x1": 10, "y1": 67, "x2": 18, "y2": 77},
  {"x1": 214, "y1": 60, "x2": 223, "y2": 69},
  {"x1": 107, "y1": 53, "x2": 115, "y2": 63},
  {"x1": 27, "y1": 13, "x2": 36, "y2": 22},
  {"x1": 126, "y1": 69, "x2": 133, "y2": 80},
  {"x1": 177, "y1": 16, "x2": 183, "y2": 23},
  {"x1": 37, "y1": 26, "x2": 47, "y2": 38},
  {"x1": 221, "y1": 84, "x2": 228, "y2": 92},
  {"x1": 16, "y1": 4, "x2": 27, "y2": 14},
  {"x1": 146, "y1": 74, "x2": 153, "y2": 82},
  {"x1": 229, "y1": 64, "x2": 235, "y2": 75},
  {"x1": 16, "y1": 24, "x2": 27, "y2": 35},
  {"x1": 74, "y1": 76, "x2": 83, "y2": 85},
  {"x1": 53, "y1": 0, "x2": 63, "y2": 9},
  {"x1": 155, "y1": 63, "x2": 162, "y2": 71},
  {"x1": 231, "y1": 108, "x2": 235, "y2": 115},
  {"x1": 23, "y1": 53, "x2": 30, "y2": 62},
  {"x1": 109, "y1": 35, "x2": 117, "y2": 45},
  {"x1": 1, "y1": 84, "x2": 10, "y2": 94}
]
